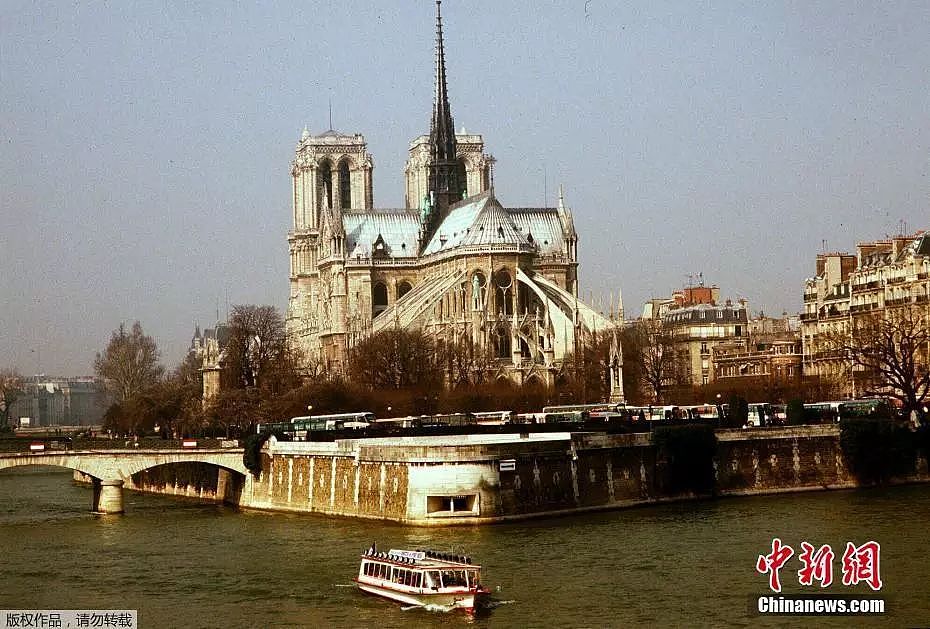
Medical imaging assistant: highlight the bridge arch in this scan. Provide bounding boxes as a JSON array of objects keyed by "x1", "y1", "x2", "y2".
[{"x1": 0, "y1": 450, "x2": 248, "y2": 515}]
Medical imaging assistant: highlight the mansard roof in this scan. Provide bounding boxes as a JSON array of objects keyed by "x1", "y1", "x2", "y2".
[
  {"x1": 910, "y1": 233, "x2": 929, "y2": 257},
  {"x1": 343, "y1": 209, "x2": 420, "y2": 258}
]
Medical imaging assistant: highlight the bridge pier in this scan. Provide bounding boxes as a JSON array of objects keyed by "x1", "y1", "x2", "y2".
[{"x1": 92, "y1": 479, "x2": 124, "y2": 514}]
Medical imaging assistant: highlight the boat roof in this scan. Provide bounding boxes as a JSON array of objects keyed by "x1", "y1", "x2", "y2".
[{"x1": 360, "y1": 549, "x2": 480, "y2": 569}]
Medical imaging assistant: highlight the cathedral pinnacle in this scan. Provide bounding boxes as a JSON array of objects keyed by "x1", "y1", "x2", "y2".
[
  {"x1": 425, "y1": 0, "x2": 462, "y2": 220},
  {"x1": 431, "y1": 0, "x2": 455, "y2": 164}
]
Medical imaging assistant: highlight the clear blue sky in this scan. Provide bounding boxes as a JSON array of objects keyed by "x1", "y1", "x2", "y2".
[{"x1": 2, "y1": 1, "x2": 929, "y2": 375}]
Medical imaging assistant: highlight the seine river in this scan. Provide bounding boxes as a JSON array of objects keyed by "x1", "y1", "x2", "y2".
[{"x1": 1, "y1": 467, "x2": 928, "y2": 628}]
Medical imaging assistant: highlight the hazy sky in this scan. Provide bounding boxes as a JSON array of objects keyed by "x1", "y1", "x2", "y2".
[{"x1": 2, "y1": 1, "x2": 929, "y2": 376}]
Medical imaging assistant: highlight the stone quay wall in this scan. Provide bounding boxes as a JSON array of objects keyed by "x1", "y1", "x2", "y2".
[{"x1": 122, "y1": 426, "x2": 930, "y2": 525}]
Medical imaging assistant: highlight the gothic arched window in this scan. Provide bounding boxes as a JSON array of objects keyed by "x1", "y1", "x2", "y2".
[
  {"x1": 495, "y1": 269, "x2": 513, "y2": 316},
  {"x1": 494, "y1": 327, "x2": 511, "y2": 359},
  {"x1": 319, "y1": 160, "x2": 333, "y2": 210},
  {"x1": 456, "y1": 158, "x2": 468, "y2": 199},
  {"x1": 396, "y1": 281, "x2": 412, "y2": 300},
  {"x1": 372, "y1": 282, "x2": 388, "y2": 318},
  {"x1": 338, "y1": 159, "x2": 351, "y2": 209}
]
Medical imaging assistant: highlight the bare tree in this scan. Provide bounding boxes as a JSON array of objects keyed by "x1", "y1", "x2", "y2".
[
  {"x1": 633, "y1": 321, "x2": 680, "y2": 404},
  {"x1": 94, "y1": 322, "x2": 164, "y2": 402},
  {"x1": 443, "y1": 333, "x2": 494, "y2": 388},
  {"x1": 559, "y1": 330, "x2": 612, "y2": 403},
  {"x1": 224, "y1": 305, "x2": 294, "y2": 391},
  {"x1": 0, "y1": 368, "x2": 24, "y2": 428},
  {"x1": 826, "y1": 305, "x2": 930, "y2": 415},
  {"x1": 348, "y1": 329, "x2": 444, "y2": 390}
]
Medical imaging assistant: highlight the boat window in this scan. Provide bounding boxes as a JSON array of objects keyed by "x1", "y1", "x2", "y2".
[
  {"x1": 441, "y1": 570, "x2": 468, "y2": 587},
  {"x1": 426, "y1": 571, "x2": 441, "y2": 589},
  {"x1": 414, "y1": 572, "x2": 422, "y2": 588},
  {"x1": 379, "y1": 564, "x2": 388, "y2": 579}
]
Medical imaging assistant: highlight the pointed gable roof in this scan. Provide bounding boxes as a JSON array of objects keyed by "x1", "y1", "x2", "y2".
[
  {"x1": 421, "y1": 190, "x2": 535, "y2": 255},
  {"x1": 460, "y1": 194, "x2": 532, "y2": 248}
]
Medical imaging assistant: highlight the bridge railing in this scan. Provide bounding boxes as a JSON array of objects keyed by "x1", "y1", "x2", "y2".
[{"x1": 0, "y1": 437, "x2": 241, "y2": 454}]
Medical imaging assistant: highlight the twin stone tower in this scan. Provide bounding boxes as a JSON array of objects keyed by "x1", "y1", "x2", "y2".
[{"x1": 285, "y1": 2, "x2": 623, "y2": 400}]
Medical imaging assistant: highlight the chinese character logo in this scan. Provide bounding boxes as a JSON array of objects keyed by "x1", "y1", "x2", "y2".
[
  {"x1": 841, "y1": 541, "x2": 882, "y2": 591},
  {"x1": 756, "y1": 538, "x2": 795, "y2": 593},
  {"x1": 797, "y1": 541, "x2": 834, "y2": 587},
  {"x1": 757, "y1": 538, "x2": 882, "y2": 592}
]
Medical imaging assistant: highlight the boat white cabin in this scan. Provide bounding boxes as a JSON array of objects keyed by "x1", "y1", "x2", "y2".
[{"x1": 355, "y1": 547, "x2": 490, "y2": 613}]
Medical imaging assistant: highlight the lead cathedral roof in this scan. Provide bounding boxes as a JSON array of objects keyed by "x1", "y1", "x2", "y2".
[{"x1": 340, "y1": 191, "x2": 567, "y2": 259}]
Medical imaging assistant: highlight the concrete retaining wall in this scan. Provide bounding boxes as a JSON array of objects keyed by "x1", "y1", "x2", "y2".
[{"x1": 123, "y1": 426, "x2": 930, "y2": 525}]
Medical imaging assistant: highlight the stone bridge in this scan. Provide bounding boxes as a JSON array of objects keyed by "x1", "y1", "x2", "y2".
[{"x1": 0, "y1": 449, "x2": 247, "y2": 514}]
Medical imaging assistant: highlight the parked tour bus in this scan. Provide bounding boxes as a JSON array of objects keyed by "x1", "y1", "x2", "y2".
[
  {"x1": 471, "y1": 411, "x2": 514, "y2": 425},
  {"x1": 680, "y1": 404, "x2": 721, "y2": 420},
  {"x1": 257, "y1": 412, "x2": 375, "y2": 437},
  {"x1": 802, "y1": 401, "x2": 843, "y2": 423},
  {"x1": 747, "y1": 403, "x2": 774, "y2": 427}
]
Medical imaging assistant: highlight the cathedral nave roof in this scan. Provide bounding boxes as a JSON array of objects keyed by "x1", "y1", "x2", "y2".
[{"x1": 343, "y1": 209, "x2": 420, "y2": 258}]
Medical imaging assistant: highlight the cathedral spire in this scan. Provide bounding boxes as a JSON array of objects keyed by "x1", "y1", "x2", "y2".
[
  {"x1": 425, "y1": 0, "x2": 462, "y2": 220},
  {"x1": 431, "y1": 0, "x2": 455, "y2": 164}
]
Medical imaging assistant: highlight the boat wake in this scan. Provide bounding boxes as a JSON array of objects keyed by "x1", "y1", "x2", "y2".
[
  {"x1": 401, "y1": 603, "x2": 455, "y2": 613},
  {"x1": 400, "y1": 599, "x2": 516, "y2": 614},
  {"x1": 333, "y1": 583, "x2": 356, "y2": 588}
]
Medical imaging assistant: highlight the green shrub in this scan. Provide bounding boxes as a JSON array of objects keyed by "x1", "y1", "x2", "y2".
[
  {"x1": 839, "y1": 418, "x2": 917, "y2": 484},
  {"x1": 725, "y1": 394, "x2": 748, "y2": 428},
  {"x1": 242, "y1": 430, "x2": 286, "y2": 477},
  {"x1": 652, "y1": 424, "x2": 718, "y2": 495},
  {"x1": 786, "y1": 399, "x2": 805, "y2": 426}
]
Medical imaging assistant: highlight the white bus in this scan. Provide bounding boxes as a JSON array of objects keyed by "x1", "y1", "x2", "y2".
[
  {"x1": 471, "y1": 411, "x2": 513, "y2": 425},
  {"x1": 291, "y1": 412, "x2": 375, "y2": 432}
]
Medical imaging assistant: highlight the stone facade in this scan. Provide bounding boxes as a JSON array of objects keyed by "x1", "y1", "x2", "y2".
[
  {"x1": 190, "y1": 323, "x2": 229, "y2": 401},
  {"x1": 713, "y1": 315, "x2": 802, "y2": 384},
  {"x1": 116, "y1": 427, "x2": 930, "y2": 525},
  {"x1": 801, "y1": 232, "x2": 930, "y2": 396},
  {"x1": 6, "y1": 376, "x2": 108, "y2": 427},
  {"x1": 285, "y1": 3, "x2": 622, "y2": 395}
]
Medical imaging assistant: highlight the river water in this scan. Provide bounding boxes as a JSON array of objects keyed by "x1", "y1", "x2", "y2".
[{"x1": 0, "y1": 467, "x2": 928, "y2": 628}]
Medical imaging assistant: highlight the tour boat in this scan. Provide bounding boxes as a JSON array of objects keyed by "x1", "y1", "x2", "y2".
[{"x1": 355, "y1": 546, "x2": 490, "y2": 613}]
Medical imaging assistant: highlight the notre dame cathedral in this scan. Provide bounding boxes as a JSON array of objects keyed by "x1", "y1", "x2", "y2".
[{"x1": 285, "y1": 2, "x2": 623, "y2": 399}]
